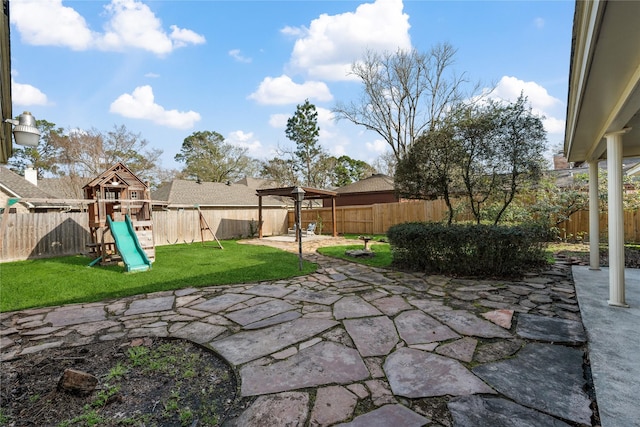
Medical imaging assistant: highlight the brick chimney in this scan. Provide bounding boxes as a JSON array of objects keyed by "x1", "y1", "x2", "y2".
[{"x1": 553, "y1": 154, "x2": 569, "y2": 170}]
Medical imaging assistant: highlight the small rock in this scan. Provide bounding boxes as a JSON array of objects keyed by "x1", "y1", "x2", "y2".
[{"x1": 58, "y1": 369, "x2": 98, "y2": 395}]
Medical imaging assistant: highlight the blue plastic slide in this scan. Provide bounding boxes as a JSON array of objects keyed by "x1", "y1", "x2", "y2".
[{"x1": 107, "y1": 215, "x2": 152, "y2": 272}]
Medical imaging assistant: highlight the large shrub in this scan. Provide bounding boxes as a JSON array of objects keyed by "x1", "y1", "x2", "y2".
[{"x1": 387, "y1": 222, "x2": 550, "y2": 277}]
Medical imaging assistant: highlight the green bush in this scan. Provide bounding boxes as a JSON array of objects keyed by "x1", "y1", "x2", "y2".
[{"x1": 387, "y1": 222, "x2": 551, "y2": 277}]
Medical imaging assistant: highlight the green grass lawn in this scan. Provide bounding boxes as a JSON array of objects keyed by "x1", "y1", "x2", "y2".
[
  {"x1": 317, "y1": 242, "x2": 392, "y2": 268},
  {"x1": 0, "y1": 241, "x2": 316, "y2": 313}
]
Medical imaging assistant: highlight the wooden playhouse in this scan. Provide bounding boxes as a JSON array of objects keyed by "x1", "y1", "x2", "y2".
[{"x1": 84, "y1": 162, "x2": 155, "y2": 268}]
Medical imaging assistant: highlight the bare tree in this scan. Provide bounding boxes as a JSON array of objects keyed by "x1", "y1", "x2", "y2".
[{"x1": 333, "y1": 43, "x2": 468, "y2": 160}]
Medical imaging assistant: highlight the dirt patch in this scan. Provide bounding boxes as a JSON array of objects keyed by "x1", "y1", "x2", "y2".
[
  {"x1": 554, "y1": 244, "x2": 640, "y2": 268},
  {"x1": 0, "y1": 337, "x2": 238, "y2": 426}
]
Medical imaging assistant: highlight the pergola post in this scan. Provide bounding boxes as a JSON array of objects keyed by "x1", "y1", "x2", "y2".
[
  {"x1": 606, "y1": 130, "x2": 628, "y2": 307},
  {"x1": 258, "y1": 195, "x2": 263, "y2": 239},
  {"x1": 588, "y1": 161, "x2": 600, "y2": 270},
  {"x1": 331, "y1": 196, "x2": 337, "y2": 237}
]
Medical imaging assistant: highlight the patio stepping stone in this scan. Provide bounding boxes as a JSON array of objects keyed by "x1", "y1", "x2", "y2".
[
  {"x1": 334, "y1": 296, "x2": 382, "y2": 319},
  {"x1": 481, "y1": 309, "x2": 514, "y2": 329},
  {"x1": 516, "y1": 313, "x2": 586, "y2": 344},
  {"x1": 369, "y1": 295, "x2": 413, "y2": 316},
  {"x1": 44, "y1": 306, "x2": 106, "y2": 327},
  {"x1": 227, "y1": 391, "x2": 309, "y2": 426},
  {"x1": 243, "y1": 310, "x2": 301, "y2": 330},
  {"x1": 225, "y1": 300, "x2": 297, "y2": 326},
  {"x1": 384, "y1": 347, "x2": 495, "y2": 398},
  {"x1": 448, "y1": 395, "x2": 571, "y2": 427},
  {"x1": 433, "y1": 310, "x2": 512, "y2": 338},
  {"x1": 310, "y1": 385, "x2": 358, "y2": 426},
  {"x1": 335, "y1": 404, "x2": 429, "y2": 427},
  {"x1": 124, "y1": 296, "x2": 175, "y2": 316},
  {"x1": 344, "y1": 316, "x2": 399, "y2": 357},
  {"x1": 435, "y1": 337, "x2": 478, "y2": 362},
  {"x1": 210, "y1": 318, "x2": 337, "y2": 365},
  {"x1": 169, "y1": 321, "x2": 226, "y2": 344},
  {"x1": 394, "y1": 310, "x2": 460, "y2": 345},
  {"x1": 243, "y1": 284, "x2": 294, "y2": 298},
  {"x1": 285, "y1": 289, "x2": 342, "y2": 305},
  {"x1": 240, "y1": 341, "x2": 369, "y2": 396},
  {"x1": 472, "y1": 343, "x2": 591, "y2": 425},
  {"x1": 190, "y1": 293, "x2": 253, "y2": 313}
]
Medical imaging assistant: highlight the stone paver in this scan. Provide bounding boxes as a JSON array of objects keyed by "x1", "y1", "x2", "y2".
[
  {"x1": 516, "y1": 313, "x2": 586, "y2": 344},
  {"x1": 240, "y1": 341, "x2": 369, "y2": 396},
  {"x1": 225, "y1": 300, "x2": 297, "y2": 326},
  {"x1": 310, "y1": 385, "x2": 358, "y2": 426},
  {"x1": 448, "y1": 395, "x2": 571, "y2": 426},
  {"x1": 0, "y1": 244, "x2": 597, "y2": 426},
  {"x1": 335, "y1": 404, "x2": 429, "y2": 427},
  {"x1": 433, "y1": 309, "x2": 512, "y2": 338},
  {"x1": 343, "y1": 316, "x2": 398, "y2": 357},
  {"x1": 473, "y1": 343, "x2": 592, "y2": 425},
  {"x1": 394, "y1": 310, "x2": 460, "y2": 344},
  {"x1": 210, "y1": 318, "x2": 337, "y2": 365},
  {"x1": 384, "y1": 347, "x2": 495, "y2": 398},
  {"x1": 333, "y1": 296, "x2": 382, "y2": 319}
]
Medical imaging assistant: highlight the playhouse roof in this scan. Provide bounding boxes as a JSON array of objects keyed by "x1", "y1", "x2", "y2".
[{"x1": 83, "y1": 162, "x2": 148, "y2": 190}]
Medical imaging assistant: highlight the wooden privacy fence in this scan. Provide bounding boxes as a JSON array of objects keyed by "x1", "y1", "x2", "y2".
[
  {"x1": 291, "y1": 199, "x2": 640, "y2": 243},
  {"x1": 3, "y1": 201, "x2": 640, "y2": 262},
  {"x1": 0, "y1": 207, "x2": 289, "y2": 262}
]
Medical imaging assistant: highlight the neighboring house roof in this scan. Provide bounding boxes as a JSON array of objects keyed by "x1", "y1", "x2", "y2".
[
  {"x1": 152, "y1": 179, "x2": 285, "y2": 207},
  {"x1": 38, "y1": 177, "x2": 86, "y2": 199},
  {"x1": 0, "y1": 166, "x2": 68, "y2": 209},
  {"x1": 235, "y1": 177, "x2": 279, "y2": 189},
  {"x1": 335, "y1": 174, "x2": 395, "y2": 194}
]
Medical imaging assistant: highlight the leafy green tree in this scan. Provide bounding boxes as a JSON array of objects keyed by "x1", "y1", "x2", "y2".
[
  {"x1": 285, "y1": 99, "x2": 325, "y2": 187},
  {"x1": 332, "y1": 155, "x2": 376, "y2": 187},
  {"x1": 259, "y1": 157, "x2": 298, "y2": 187},
  {"x1": 395, "y1": 126, "x2": 463, "y2": 224},
  {"x1": 175, "y1": 130, "x2": 257, "y2": 182}
]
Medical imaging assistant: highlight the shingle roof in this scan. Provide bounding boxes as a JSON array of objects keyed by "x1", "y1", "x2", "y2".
[
  {"x1": 152, "y1": 179, "x2": 285, "y2": 207},
  {"x1": 335, "y1": 174, "x2": 395, "y2": 194},
  {"x1": 0, "y1": 166, "x2": 57, "y2": 199}
]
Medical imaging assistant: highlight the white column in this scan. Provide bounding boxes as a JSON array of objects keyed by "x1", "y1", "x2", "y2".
[
  {"x1": 606, "y1": 131, "x2": 628, "y2": 307},
  {"x1": 588, "y1": 161, "x2": 600, "y2": 269}
]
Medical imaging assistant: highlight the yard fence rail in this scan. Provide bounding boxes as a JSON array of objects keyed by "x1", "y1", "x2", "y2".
[{"x1": 2, "y1": 200, "x2": 640, "y2": 262}]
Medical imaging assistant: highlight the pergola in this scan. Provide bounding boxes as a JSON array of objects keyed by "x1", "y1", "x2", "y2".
[
  {"x1": 256, "y1": 186, "x2": 338, "y2": 238},
  {"x1": 565, "y1": 0, "x2": 640, "y2": 307}
]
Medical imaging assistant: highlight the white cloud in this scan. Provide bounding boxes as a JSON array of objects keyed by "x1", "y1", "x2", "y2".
[
  {"x1": 11, "y1": 79, "x2": 49, "y2": 106},
  {"x1": 10, "y1": 0, "x2": 205, "y2": 55},
  {"x1": 534, "y1": 17, "x2": 545, "y2": 29},
  {"x1": 269, "y1": 113, "x2": 289, "y2": 129},
  {"x1": 226, "y1": 130, "x2": 263, "y2": 157},
  {"x1": 169, "y1": 25, "x2": 206, "y2": 47},
  {"x1": 145, "y1": 72, "x2": 160, "y2": 78},
  {"x1": 486, "y1": 76, "x2": 565, "y2": 142},
  {"x1": 248, "y1": 74, "x2": 332, "y2": 105},
  {"x1": 286, "y1": 0, "x2": 411, "y2": 80},
  {"x1": 11, "y1": 0, "x2": 95, "y2": 50},
  {"x1": 366, "y1": 138, "x2": 388, "y2": 154},
  {"x1": 491, "y1": 76, "x2": 562, "y2": 111},
  {"x1": 229, "y1": 49, "x2": 252, "y2": 63},
  {"x1": 109, "y1": 85, "x2": 201, "y2": 129}
]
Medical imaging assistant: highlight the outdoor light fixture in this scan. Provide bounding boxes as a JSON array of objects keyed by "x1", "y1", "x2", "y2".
[
  {"x1": 5, "y1": 111, "x2": 41, "y2": 147},
  {"x1": 291, "y1": 186, "x2": 306, "y2": 270}
]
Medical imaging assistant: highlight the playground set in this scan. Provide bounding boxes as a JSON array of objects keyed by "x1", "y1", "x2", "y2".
[{"x1": 84, "y1": 162, "x2": 154, "y2": 272}]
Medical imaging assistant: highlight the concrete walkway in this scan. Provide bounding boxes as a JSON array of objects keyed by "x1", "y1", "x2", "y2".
[
  {"x1": 572, "y1": 266, "x2": 640, "y2": 427},
  {"x1": 1, "y1": 248, "x2": 597, "y2": 426}
]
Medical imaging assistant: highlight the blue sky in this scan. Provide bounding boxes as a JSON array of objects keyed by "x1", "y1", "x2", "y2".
[{"x1": 9, "y1": 0, "x2": 574, "y2": 172}]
